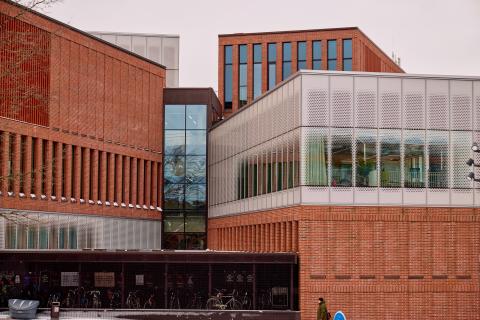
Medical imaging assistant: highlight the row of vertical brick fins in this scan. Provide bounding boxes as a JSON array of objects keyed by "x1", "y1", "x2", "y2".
[
  {"x1": 0, "y1": 131, "x2": 162, "y2": 208},
  {"x1": 0, "y1": 12, "x2": 50, "y2": 126}
]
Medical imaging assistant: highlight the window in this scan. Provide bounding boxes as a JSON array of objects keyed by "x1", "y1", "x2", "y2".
[
  {"x1": 282, "y1": 42, "x2": 291, "y2": 80},
  {"x1": 239, "y1": 44, "x2": 247, "y2": 107},
  {"x1": 331, "y1": 130, "x2": 353, "y2": 187},
  {"x1": 428, "y1": 131, "x2": 448, "y2": 188},
  {"x1": 328, "y1": 40, "x2": 337, "y2": 70},
  {"x1": 404, "y1": 131, "x2": 425, "y2": 188},
  {"x1": 224, "y1": 45, "x2": 233, "y2": 109},
  {"x1": 355, "y1": 130, "x2": 377, "y2": 187},
  {"x1": 343, "y1": 39, "x2": 352, "y2": 71},
  {"x1": 268, "y1": 43, "x2": 277, "y2": 90},
  {"x1": 379, "y1": 130, "x2": 401, "y2": 187},
  {"x1": 253, "y1": 44, "x2": 262, "y2": 99},
  {"x1": 312, "y1": 41, "x2": 322, "y2": 70},
  {"x1": 305, "y1": 129, "x2": 328, "y2": 186},
  {"x1": 297, "y1": 41, "x2": 307, "y2": 70}
]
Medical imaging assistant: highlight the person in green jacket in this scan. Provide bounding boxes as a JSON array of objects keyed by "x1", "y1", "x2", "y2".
[{"x1": 317, "y1": 297, "x2": 328, "y2": 320}]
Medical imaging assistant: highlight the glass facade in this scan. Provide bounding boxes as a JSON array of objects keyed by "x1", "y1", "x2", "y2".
[
  {"x1": 297, "y1": 41, "x2": 306, "y2": 70},
  {"x1": 343, "y1": 39, "x2": 352, "y2": 71},
  {"x1": 239, "y1": 45, "x2": 248, "y2": 107},
  {"x1": 268, "y1": 43, "x2": 276, "y2": 90},
  {"x1": 282, "y1": 42, "x2": 291, "y2": 80},
  {"x1": 253, "y1": 44, "x2": 262, "y2": 99},
  {"x1": 224, "y1": 45, "x2": 233, "y2": 109},
  {"x1": 312, "y1": 41, "x2": 322, "y2": 70},
  {"x1": 164, "y1": 104, "x2": 207, "y2": 249},
  {"x1": 0, "y1": 211, "x2": 161, "y2": 249},
  {"x1": 328, "y1": 40, "x2": 337, "y2": 70}
]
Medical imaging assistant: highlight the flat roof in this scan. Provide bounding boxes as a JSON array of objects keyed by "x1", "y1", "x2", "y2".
[
  {"x1": 0, "y1": 250, "x2": 297, "y2": 264},
  {"x1": 6, "y1": 1, "x2": 166, "y2": 69},
  {"x1": 90, "y1": 31, "x2": 179, "y2": 38},
  {"x1": 218, "y1": 26, "x2": 359, "y2": 37}
]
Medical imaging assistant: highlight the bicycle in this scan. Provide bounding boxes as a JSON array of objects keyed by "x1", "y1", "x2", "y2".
[
  {"x1": 168, "y1": 289, "x2": 181, "y2": 309},
  {"x1": 238, "y1": 290, "x2": 251, "y2": 310},
  {"x1": 206, "y1": 289, "x2": 242, "y2": 310},
  {"x1": 126, "y1": 290, "x2": 142, "y2": 309},
  {"x1": 87, "y1": 290, "x2": 101, "y2": 308}
]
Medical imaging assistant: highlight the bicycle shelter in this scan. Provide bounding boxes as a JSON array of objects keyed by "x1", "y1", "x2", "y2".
[{"x1": 0, "y1": 250, "x2": 298, "y2": 311}]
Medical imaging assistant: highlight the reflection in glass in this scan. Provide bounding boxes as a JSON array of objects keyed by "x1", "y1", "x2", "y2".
[
  {"x1": 254, "y1": 44, "x2": 262, "y2": 99},
  {"x1": 428, "y1": 131, "x2": 448, "y2": 188},
  {"x1": 186, "y1": 130, "x2": 206, "y2": 155},
  {"x1": 343, "y1": 39, "x2": 352, "y2": 71},
  {"x1": 224, "y1": 45, "x2": 233, "y2": 108},
  {"x1": 268, "y1": 43, "x2": 276, "y2": 90},
  {"x1": 165, "y1": 130, "x2": 185, "y2": 155},
  {"x1": 186, "y1": 156, "x2": 206, "y2": 184},
  {"x1": 164, "y1": 184, "x2": 184, "y2": 209},
  {"x1": 313, "y1": 41, "x2": 322, "y2": 70},
  {"x1": 163, "y1": 213, "x2": 185, "y2": 233},
  {"x1": 185, "y1": 234, "x2": 206, "y2": 250},
  {"x1": 165, "y1": 105, "x2": 185, "y2": 130},
  {"x1": 239, "y1": 45, "x2": 247, "y2": 107},
  {"x1": 186, "y1": 105, "x2": 207, "y2": 130},
  {"x1": 297, "y1": 41, "x2": 306, "y2": 70},
  {"x1": 328, "y1": 40, "x2": 337, "y2": 70},
  {"x1": 331, "y1": 130, "x2": 352, "y2": 187},
  {"x1": 380, "y1": 130, "x2": 401, "y2": 187},
  {"x1": 451, "y1": 131, "x2": 472, "y2": 189},
  {"x1": 164, "y1": 155, "x2": 185, "y2": 184},
  {"x1": 305, "y1": 130, "x2": 328, "y2": 186},
  {"x1": 185, "y1": 184, "x2": 206, "y2": 209},
  {"x1": 163, "y1": 233, "x2": 185, "y2": 250},
  {"x1": 355, "y1": 130, "x2": 377, "y2": 187},
  {"x1": 185, "y1": 214, "x2": 206, "y2": 232},
  {"x1": 404, "y1": 130, "x2": 425, "y2": 188},
  {"x1": 282, "y1": 42, "x2": 291, "y2": 80}
]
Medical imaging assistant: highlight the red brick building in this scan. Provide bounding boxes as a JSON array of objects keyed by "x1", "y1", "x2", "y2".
[
  {"x1": 0, "y1": 0, "x2": 165, "y2": 249},
  {"x1": 218, "y1": 27, "x2": 403, "y2": 116}
]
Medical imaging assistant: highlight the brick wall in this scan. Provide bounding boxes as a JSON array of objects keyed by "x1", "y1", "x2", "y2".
[
  {"x1": 208, "y1": 205, "x2": 480, "y2": 320},
  {"x1": 218, "y1": 27, "x2": 403, "y2": 116},
  {"x1": 0, "y1": 1, "x2": 165, "y2": 220}
]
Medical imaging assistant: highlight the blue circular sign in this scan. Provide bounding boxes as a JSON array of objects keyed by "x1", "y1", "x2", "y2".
[{"x1": 333, "y1": 311, "x2": 346, "y2": 320}]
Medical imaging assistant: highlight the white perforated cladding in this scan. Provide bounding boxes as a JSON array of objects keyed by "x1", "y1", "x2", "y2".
[
  {"x1": 427, "y1": 80, "x2": 449, "y2": 130},
  {"x1": 355, "y1": 77, "x2": 377, "y2": 128},
  {"x1": 330, "y1": 76, "x2": 353, "y2": 127},
  {"x1": 474, "y1": 82, "x2": 480, "y2": 131},
  {"x1": 451, "y1": 81, "x2": 473, "y2": 130},
  {"x1": 403, "y1": 78, "x2": 425, "y2": 129},
  {"x1": 379, "y1": 77, "x2": 402, "y2": 128},
  {"x1": 304, "y1": 74, "x2": 329, "y2": 126},
  {"x1": 451, "y1": 131, "x2": 472, "y2": 189}
]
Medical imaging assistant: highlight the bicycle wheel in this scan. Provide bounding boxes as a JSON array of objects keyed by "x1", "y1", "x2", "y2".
[
  {"x1": 206, "y1": 297, "x2": 219, "y2": 309},
  {"x1": 229, "y1": 299, "x2": 242, "y2": 310}
]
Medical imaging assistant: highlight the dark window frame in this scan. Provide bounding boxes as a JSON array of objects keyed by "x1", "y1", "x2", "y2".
[
  {"x1": 343, "y1": 38, "x2": 353, "y2": 71},
  {"x1": 327, "y1": 40, "x2": 337, "y2": 71},
  {"x1": 282, "y1": 42, "x2": 292, "y2": 80},
  {"x1": 267, "y1": 43, "x2": 277, "y2": 90},
  {"x1": 297, "y1": 41, "x2": 307, "y2": 70},
  {"x1": 238, "y1": 44, "x2": 248, "y2": 108},
  {"x1": 224, "y1": 45, "x2": 233, "y2": 109},
  {"x1": 312, "y1": 40, "x2": 322, "y2": 70}
]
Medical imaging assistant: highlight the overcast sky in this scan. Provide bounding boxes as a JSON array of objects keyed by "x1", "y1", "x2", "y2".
[{"x1": 43, "y1": 0, "x2": 480, "y2": 90}]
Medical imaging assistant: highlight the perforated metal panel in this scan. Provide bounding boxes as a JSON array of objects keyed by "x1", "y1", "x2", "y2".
[
  {"x1": 403, "y1": 79, "x2": 425, "y2": 129},
  {"x1": 427, "y1": 80, "x2": 449, "y2": 130},
  {"x1": 451, "y1": 131, "x2": 472, "y2": 189},
  {"x1": 379, "y1": 78, "x2": 402, "y2": 128},
  {"x1": 355, "y1": 77, "x2": 377, "y2": 128},
  {"x1": 303, "y1": 74, "x2": 329, "y2": 126},
  {"x1": 330, "y1": 76, "x2": 353, "y2": 127},
  {"x1": 0, "y1": 217, "x2": 4, "y2": 249},
  {"x1": 474, "y1": 82, "x2": 480, "y2": 131},
  {"x1": 451, "y1": 81, "x2": 473, "y2": 130}
]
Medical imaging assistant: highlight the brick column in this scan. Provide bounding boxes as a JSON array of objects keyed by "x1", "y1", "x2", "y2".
[
  {"x1": 130, "y1": 158, "x2": 137, "y2": 205},
  {"x1": 123, "y1": 156, "x2": 130, "y2": 205},
  {"x1": 322, "y1": 40, "x2": 328, "y2": 70},
  {"x1": 100, "y1": 151, "x2": 107, "y2": 202},
  {"x1": 108, "y1": 153, "x2": 115, "y2": 202},
  {"x1": 54, "y1": 143, "x2": 63, "y2": 198},
  {"x1": 306, "y1": 40, "x2": 313, "y2": 70},
  {"x1": 291, "y1": 41, "x2": 298, "y2": 74},
  {"x1": 138, "y1": 159, "x2": 145, "y2": 206},
  {"x1": 151, "y1": 161, "x2": 157, "y2": 207},
  {"x1": 145, "y1": 160, "x2": 151, "y2": 207},
  {"x1": 24, "y1": 136, "x2": 32, "y2": 195},
  {"x1": 115, "y1": 154, "x2": 122, "y2": 203},
  {"x1": 337, "y1": 38, "x2": 343, "y2": 71},
  {"x1": 73, "y1": 146, "x2": 81, "y2": 199},
  {"x1": 44, "y1": 140, "x2": 52, "y2": 196},
  {"x1": 83, "y1": 147, "x2": 90, "y2": 200},
  {"x1": 261, "y1": 42, "x2": 268, "y2": 94},
  {"x1": 13, "y1": 134, "x2": 21, "y2": 195},
  {"x1": 0, "y1": 132, "x2": 9, "y2": 193},
  {"x1": 292, "y1": 220, "x2": 298, "y2": 252},
  {"x1": 91, "y1": 149, "x2": 99, "y2": 201},
  {"x1": 64, "y1": 145, "x2": 73, "y2": 198},
  {"x1": 276, "y1": 43, "x2": 282, "y2": 86}
]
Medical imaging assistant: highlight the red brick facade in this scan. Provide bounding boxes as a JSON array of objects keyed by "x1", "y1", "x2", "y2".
[
  {"x1": 218, "y1": 27, "x2": 404, "y2": 116},
  {"x1": 208, "y1": 206, "x2": 480, "y2": 320},
  {"x1": 0, "y1": 1, "x2": 165, "y2": 220}
]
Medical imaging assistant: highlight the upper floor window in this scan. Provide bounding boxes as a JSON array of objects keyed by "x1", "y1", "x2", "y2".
[
  {"x1": 239, "y1": 44, "x2": 248, "y2": 107},
  {"x1": 268, "y1": 43, "x2": 276, "y2": 90},
  {"x1": 253, "y1": 44, "x2": 262, "y2": 99},
  {"x1": 312, "y1": 41, "x2": 322, "y2": 70},
  {"x1": 343, "y1": 39, "x2": 352, "y2": 71},
  {"x1": 282, "y1": 42, "x2": 291, "y2": 80},
  {"x1": 224, "y1": 45, "x2": 233, "y2": 109},
  {"x1": 327, "y1": 40, "x2": 337, "y2": 70},
  {"x1": 297, "y1": 41, "x2": 306, "y2": 70}
]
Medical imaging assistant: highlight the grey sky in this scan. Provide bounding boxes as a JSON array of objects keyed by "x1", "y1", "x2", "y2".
[{"x1": 44, "y1": 0, "x2": 480, "y2": 90}]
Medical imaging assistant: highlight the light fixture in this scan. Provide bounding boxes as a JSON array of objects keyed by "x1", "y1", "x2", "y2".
[
  {"x1": 467, "y1": 172, "x2": 480, "y2": 182},
  {"x1": 472, "y1": 143, "x2": 480, "y2": 152}
]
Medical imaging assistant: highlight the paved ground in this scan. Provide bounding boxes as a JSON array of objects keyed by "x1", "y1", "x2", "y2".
[{"x1": 0, "y1": 309, "x2": 300, "y2": 320}]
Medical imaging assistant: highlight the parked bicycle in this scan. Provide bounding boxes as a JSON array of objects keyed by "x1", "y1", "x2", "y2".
[
  {"x1": 206, "y1": 289, "x2": 242, "y2": 310},
  {"x1": 126, "y1": 290, "x2": 142, "y2": 309}
]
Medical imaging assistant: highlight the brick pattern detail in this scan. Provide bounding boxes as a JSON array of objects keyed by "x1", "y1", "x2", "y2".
[
  {"x1": 208, "y1": 206, "x2": 480, "y2": 320},
  {"x1": 218, "y1": 28, "x2": 403, "y2": 116}
]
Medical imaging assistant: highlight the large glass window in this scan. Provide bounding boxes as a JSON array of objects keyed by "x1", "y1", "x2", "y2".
[
  {"x1": 224, "y1": 45, "x2": 233, "y2": 109},
  {"x1": 305, "y1": 129, "x2": 328, "y2": 186},
  {"x1": 312, "y1": 41, "x2": 322, "y2": 70},
  {"x1": 186, "y1": 105, "x2": 207, "y2": 130},
  {"x1": 427, "y1": 131, "x2": 448, "y2": 188},
  {"x1": 404, "y1": 130, "x2": 425, "y2": 188},
  {"x1": 343, "y1": 39, "x2": 352, "y2": 71},
  {"x1": 268, "y1": 43, "x2": 276, "y2": 90},
  {"x1": 239, "y1": 44, "x2": 247, "y2": 107},
  {"x1": 355, "y1": 130, "x2": 377, "y2": 187},
  {"x1": 379, "y1": 130, "x2": 401, "y2": 187},
  {"x1": 328, "y1": 40, "x2": 337, "y2": 70},
  {"x1": 253, "y1": 44, "x2": 262, "y2": 99},
  {"x1": 331, "y1": 130, "x2": 353, "y2": 187},
  {"x1": 297, "y1": 41, "x2": 307, "y2": 70},
  {"x1": 282, "y1": 42, "x2": 291, "y2": 80}
]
